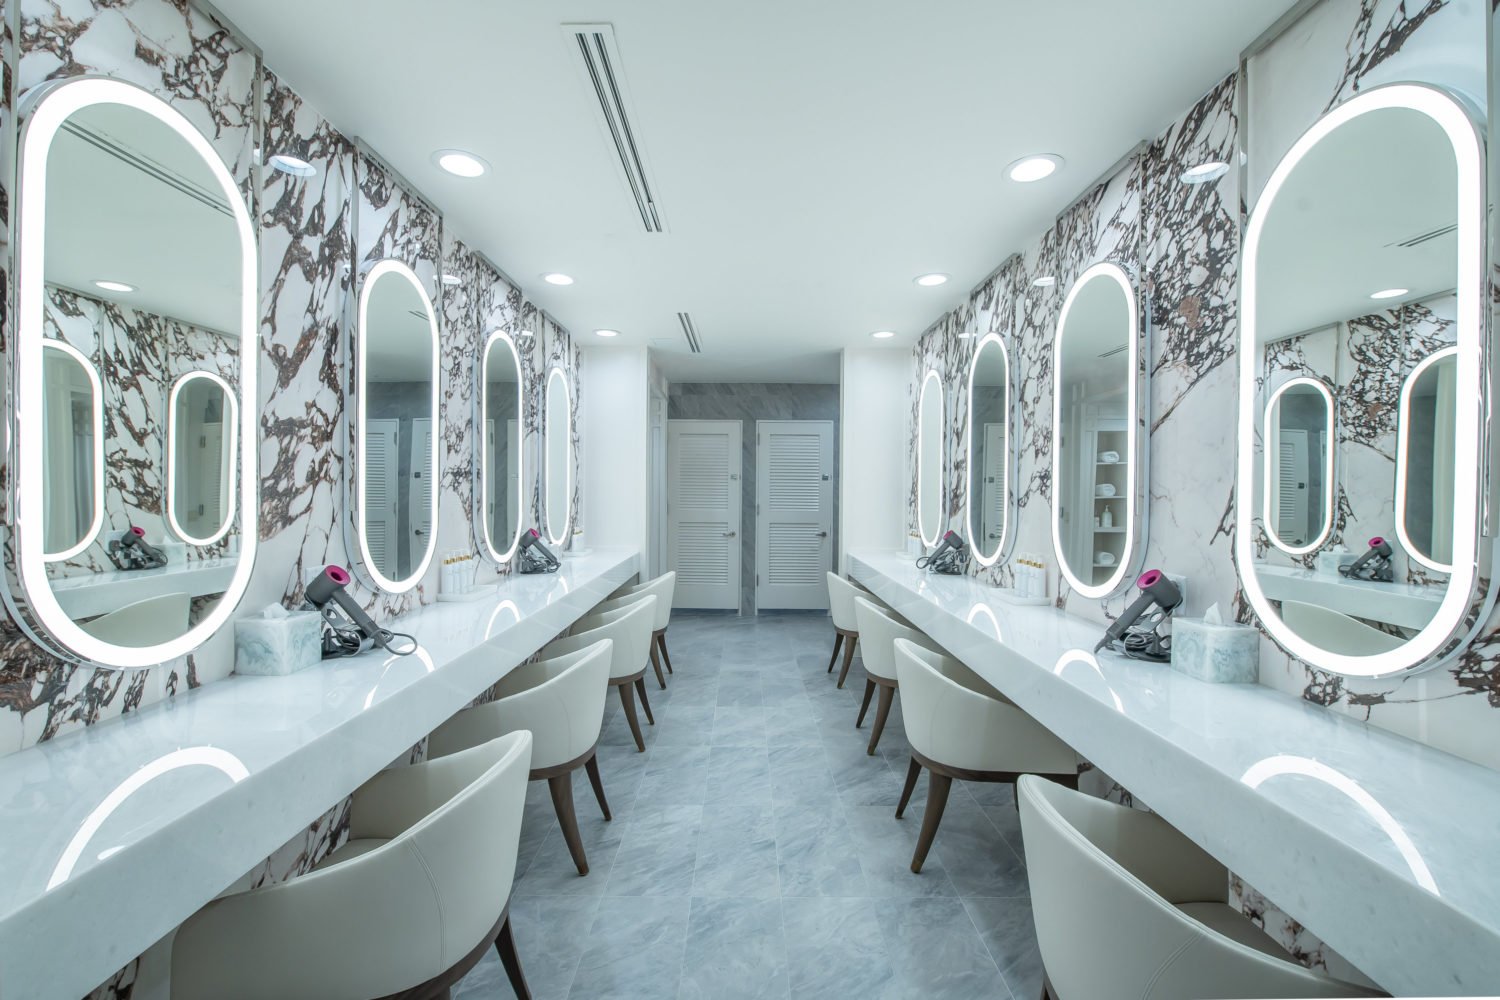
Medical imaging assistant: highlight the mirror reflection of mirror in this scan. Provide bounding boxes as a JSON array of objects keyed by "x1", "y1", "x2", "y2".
[
  {"x1": 481, "y1": 331, "x2": 523, "y2": 561},
  {"x1": 1053, "y1": 263, "x2": 1137, "y2": 596},
  {"x1": 967, "y1": 336, "x2": 1009, "y2": 565},
  {"x1": 1241, "y1": 84, "x2": 1482, "y2": 669},
  {"x1": 359, "y1": 260, "x2": 439, "y2": 590},
  {"x1": 168, "y1": 372, "x2": 238, "y2": 546},
  {"x1": 41, "y1": 339, "x2": 103, "y2": 561},
  {"x1": 917, "y1": 370, "x2": 944, "y2": 546},
  {"x1": 544, "y1": 367, "x2": 572, "y2": 546}
]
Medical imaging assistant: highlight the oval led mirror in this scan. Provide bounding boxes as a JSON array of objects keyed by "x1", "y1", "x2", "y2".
[
  {"x1": 967, "y1": 335, "x2": 1011, "y2": 565},
  {"x1": 544, "y1": 367, "x2": 572, "y2": 546},
  {"x1": 167, "y1": 371, "x2": 238, "y2": 546},
  {"x1": 1236, "y1": 83, "x2": 1488, "y2": 677},
  {"x1": 479, "y1": 330, "x2": 523, "y2": 562},
  {"x1": 7, "y1": 77, "x2": 257, "y2": 667},
  {"x1": 917, "y1": 369, "x2": 944, "y2": 547},
  {"x1": 1263, "y1": 377, "x2": 1334, "y2": 554},
  {"x1": 1051, "y1": 261, "x2": 1147, "y2": 599},
  {"x1": 356, "y1": 259, "x2": 439, "y2": 592}
]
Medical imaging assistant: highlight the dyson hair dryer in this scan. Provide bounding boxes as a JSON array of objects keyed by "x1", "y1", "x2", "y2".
[
  {"x1": 1339, "y1": 537, "x2": 1394, "y2": 583},
  {"x1": 1095, "y1": 569, "x2": 1182, "y2": 662},
  {"x1": 105, "y1": 525, "x2": 168, "y2": 571},
  {"x1": 518, "y1": 529, "x2": 561, "y2": 574},
  {"x1": 916, "y1": 530, "x2": 968, "y2": 575},
  {"x1": 304, "y1": 565, "x2": 415, "y2": 657}
]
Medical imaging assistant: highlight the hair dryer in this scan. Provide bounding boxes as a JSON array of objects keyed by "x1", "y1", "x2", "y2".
[
  {"x1": 917, "y1": 530, "x2": 968, "y2": 574},
  {"x1": 518, "y1": 529, "x2": 561, "y2": 574},
  {"x1": 1340, "y1": 537, "x2": 1394, "y2": 583},
  {"x1": 106, "y1": 525, "x2": 168, "y2": 571},
  {"x1": 1095, "y1": 569, "x2": 1182, "y2": 659},
  {"x1": 304, "y1": 565, "x2": 415, "y2": 656}
]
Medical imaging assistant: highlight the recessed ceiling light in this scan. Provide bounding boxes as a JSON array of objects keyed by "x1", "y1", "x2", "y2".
[
  {"x1": 542, "y1": 273, "x2": 574, "y2": 286},
  {"x1": 432, "y1": 149, "x2": 488, "y2": 178},
  {"x1": 267, "y1": 153, "x2": 316, "y2": 178},
  {"x1": 914, "y1": 273, "x2": 949, "y2": 287},
  {"x1": 440, "y1": 273, "x2": 462, "y2": 287},
  {"x1": 1180, "y1": 160, "x2": 1230, "y2": 184},
  {"x1": 871, "y1": 330, "x2": 896, "y2": 339},
  {"x1": 1370, "y1": 287, "x2": 1409, "y2": 300},
  {"x1": 1006, "y1": 154, "x2": 1063, "y2": 183},
  {"x1": 93, "y1": 280, "x2": 135, "y2": 293},
  {"x1": 1032, "y1": 275, "x2": 1057, "y2": 288},
  {"x1": 595, "y1": 329, "x2": 620, "y2": 338}
]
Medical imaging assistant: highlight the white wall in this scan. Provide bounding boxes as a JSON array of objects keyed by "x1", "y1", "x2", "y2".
[
  {"x1": 580, "y1": 346, "x2": 651, "y2": 557},
  {"x1": 838, "y1": 348, "x2": 908, "y2": 572}
]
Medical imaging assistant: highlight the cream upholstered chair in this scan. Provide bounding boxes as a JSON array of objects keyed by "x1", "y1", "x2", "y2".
[
  {"x1": 853, "y1": 597, "x2": 945, "y2": 756},
  {"x1": 826, "y1": 572, "x2": 863, "y2": 687},
  {"x1": 78, "y1": 592, "x2": 190, "y2": 647},
  {"x1": 171, "y1": 732, "x2": 534, "y2": 1000},
  {"x1": 429, "y1": 640, "x2": 612, "y2": 877},
  {"x1": 1017, "y1": 775, "x2": 1385, "y2": 1000},
  {"x1": 893, "y1": 638, "x2": 1079, "y2": 873},
  {"x1": 545, "y1": 596, "x2": 657, "y2": 753},
  {"x1": 1281, "y1": 600, "x2": 1404, "y2": 656},
  {"x1": 604, "y1": 572, "x2": 678, "y2": 683}
]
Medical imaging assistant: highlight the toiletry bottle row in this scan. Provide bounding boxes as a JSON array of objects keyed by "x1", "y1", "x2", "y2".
[
  {"x1": 442, "y1": 551, "x2": 479, "y2": 596},
  {"x1": 1015, "y1": 553, "x2": 1047, "y2": 599}
]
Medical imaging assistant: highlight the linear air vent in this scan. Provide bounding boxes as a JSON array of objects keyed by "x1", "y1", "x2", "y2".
[
  {"x1": 1392, "y1": 223, "x2": 1457, "y2": 248},
  {"x1": 1097, "y1": 345, "x2": 1128, "y2": 360},
  {"x1": 677, "y1": 312, "x2": 703, "y2": 353},
  {"x1": 61, "y1": 120, "x2": 232, "y2": 217},
  {"x1": 565, "y1": 23, "x2": 666, "y2": 233}
]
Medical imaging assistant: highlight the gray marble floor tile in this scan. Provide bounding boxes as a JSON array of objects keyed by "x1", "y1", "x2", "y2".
[
  {"x1": 962, "y1": 895, "x2": 1042, "y2": 999},
  {"x1": 781, "y1": 897, "x2": 900, "y2": 999},
  {"x1": 712, "y1": 704, "x2": 768, "y2": 746},
  {"x1": 567, "y1": 895, "x2": 691, "y2": 999},
  {"x1": 693, "y1": 803, "x2": 780, "y2": 899},
  {"x1": 679, "y1": 897, "x2": 791, "y2": 1000},
  {"x1": 704, "y1": 744, "x2": 773, "y2": 808},
  {"x1": 604, "y1": 803, "x2": 703, "y2": 897},
  {"x1": 635, "y1": 744, "x2": 712, "y2": 806},
  {"x1": 874, "y1": 897, "x2": 1014, "y2": 999},
  {"x1": 842, "y1": 804, "x2": 958, "y2": 899},
  {"x1": 649, "y1": 703, "x2": 715, "y2": 746},
  {"x1": 716, "y1": 672, "x2": 765, "y2": 708},
  {"x1": 454, "y1": 895, "x2": 603, "y2": 1000},
  {"x1": 768, "y1": 744, "x2": 838, "y2": 805},
  {"x1": 926, "y1": 796, "x2": 1029, "y2": 899},
  {"x1": 513, "y1": 803, "x2": 627, "y2": 897},
  {"x1": 774, "y1": 799, "x2": 868, "y2": 898}
]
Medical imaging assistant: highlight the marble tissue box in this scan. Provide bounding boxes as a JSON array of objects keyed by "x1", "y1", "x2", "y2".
[
  {"x1": 235, "y1": 608, "x2": 324, "y2": 676},
  {"x1": 1171, "y1": 617, "x2": 1259, "y2": 684}
]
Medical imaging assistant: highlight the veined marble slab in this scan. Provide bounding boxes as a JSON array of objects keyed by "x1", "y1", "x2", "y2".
[
  {"x1": 849, "y1": 550, "x2": 1500, "y2": 997},
  {"x1": 0, "y1": 547, "x2": 636, "y2": 1000}
]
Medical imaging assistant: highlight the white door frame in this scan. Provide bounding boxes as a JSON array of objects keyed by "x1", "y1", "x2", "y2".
[
  {"x1": 755, "y1": 419, "x2": 834, "y2": 611},
  {"x1": 667, "y1": 419, "x2": 742, "y2": 610}
]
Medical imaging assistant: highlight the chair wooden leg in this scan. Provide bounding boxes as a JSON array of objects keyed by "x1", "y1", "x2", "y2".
[
  {"x1": 548, "y1": 771, "x2": 589, "y2": 876},
  {"x1": 867, "y1": 685, "x2": 895, "y2": 756},
  {"x1": 896, "y1": 758, "x2": 921, "y2": 818},
  {"x1": 584, "y1": 752, "x2": 612, "y2": 821},
  {"x1": 658, "y1": 632, "x2": 674, "y2": 674},
  {"x1": 649, "y1": 642, "x2": 668, "y2": 689},
  {"x1": 495, "y1": 914, "x2": 532, "y2": 1000},
  {"x1": 855, "y1": 679, "x2": 876, "y2": 728},
  {"x1": 826, "y1": 632, "x2": 844, "y2": 673},
  {"x1": 635, "y1": 676, "x2": 655, "y2": 725},
  {"x1": 618, "y1": 683, "x2": 646, "y2": 752},
  {"x1": 836, "y1": 634, "x2": 858, "y2": 688},
  {"x1": 910, "y1": 771, "x2": 953, "y2": 873}
]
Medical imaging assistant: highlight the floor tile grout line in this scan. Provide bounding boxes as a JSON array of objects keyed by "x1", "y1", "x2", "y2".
[{"x1": 957, "y1": 894, "x2": 1021, "y2": 1000}]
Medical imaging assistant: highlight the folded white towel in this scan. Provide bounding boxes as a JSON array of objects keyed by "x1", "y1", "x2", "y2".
[
  {"x1": 1095, "y1": 483, "x2": 1117, "y2": 498},
  {"x1": 1098, "y1": 450, "x2": 1120, "y2": 464},
  {"x1": 1096, "y1": 551, "x2": 1116, "y2": 566}
]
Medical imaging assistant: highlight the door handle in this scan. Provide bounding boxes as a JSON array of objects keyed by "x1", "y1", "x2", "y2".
[
  {"x1": 816, "y1": 531, "x2": 828, "y2": 537},
  {"x1": 724, "y1": 531, "x2": 737, "y2": 538}
]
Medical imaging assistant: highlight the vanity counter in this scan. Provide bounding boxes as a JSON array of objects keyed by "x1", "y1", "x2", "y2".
[
  {"x1": 849, "y1": 550, "x2": 1500, "y2": 996},
  {"x1": 0, "y1": 547, "x2": 637, "y2": 1000},
  {"x1": 50, "y1": 556, "x2": 241, "y2": 619},
  {"x1": 1254, "y1": 563, "x2": 1442, "y2": 630}
]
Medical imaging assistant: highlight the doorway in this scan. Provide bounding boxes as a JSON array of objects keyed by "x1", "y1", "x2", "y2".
[
  {"x1": 667, "y1": 419, "x2": 742, "y2": 610},
  {"x1": 755, "y1": 420, "x2": 834, "y2": 611}
]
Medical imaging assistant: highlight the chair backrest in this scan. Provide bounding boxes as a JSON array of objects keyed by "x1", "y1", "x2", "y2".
[
  {"x1": 78, "y1": 592, "x2": 191, "y2": 647},
  {"x1": 827, "y1": 572, "x2": 861, "y2": 630},
  {"x1": 853, "y1": 596, "x2": 940, "y2": 682},
  {"x1": 608, "y1": 572, "x2": 675, "y2": 630},
  {"x1": 427, "y1": 640, "x2": 612, "y2": 768},
  {"x1": 548, "y1": 595, "x2": 655, "y2": 680},
  {"x1": 1281, "y1": 601, "x2": 1404, "y2": 656}
]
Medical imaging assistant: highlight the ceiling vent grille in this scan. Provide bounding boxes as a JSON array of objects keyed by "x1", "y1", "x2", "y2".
[
  {"x1": 565, "y1": 23, "x2": 665, "y2": 233},
  {"x1": 1392, "y1": 223, "x2": 1457, "y2": 248},
  {"x1": 677, "y1": 312, "x2": 703, "y2": 353},
  {"x1": 1097, "y1": 344, "x2": 1128, "y2": 360}
]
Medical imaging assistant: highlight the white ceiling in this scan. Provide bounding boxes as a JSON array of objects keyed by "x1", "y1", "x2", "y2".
[{"x1": 214, "y1": 0, "x2": 1297, "y2": 382}]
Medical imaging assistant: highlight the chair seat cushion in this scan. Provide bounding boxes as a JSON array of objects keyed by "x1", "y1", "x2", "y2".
[
  {"x1": 312, "y1": 837, "x2": 390, "y2": 871},
  {"x1": 1174, "y1": 901, "x2": 1292, "y2": 961}
]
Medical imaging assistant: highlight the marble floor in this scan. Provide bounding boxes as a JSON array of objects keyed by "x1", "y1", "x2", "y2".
[{"x1": 455, "y1": 610, "x2": 1044, "y2": 1000}]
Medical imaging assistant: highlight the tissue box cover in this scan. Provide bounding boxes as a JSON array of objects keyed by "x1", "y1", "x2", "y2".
[
  {"x1": 235, "y1": 610, "x2": 323, "y2": 676},
  {"x1": 1171, "y1": 618, "x2": 1259, "y2": 684}
]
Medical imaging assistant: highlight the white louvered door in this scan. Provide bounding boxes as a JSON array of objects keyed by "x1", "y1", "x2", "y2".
[
  {"x1": 755, "y1": 420, "x2": 833, "y2": 610},
  {"x1": 982, "y1": 422, "x2": 1007, "y2": 548},
  {"x1": 1275, "y1": 430, "x2": 1310, "y2": 545},
  {"x1": 365, "y1": 419, "x2": 400, "y2": 578},
  {"x1": 409, "y1": 418, "x2": 434, "y2": 579},
  {"x1": 667, "y1": 420, "x2": 742, "y2": 609}
]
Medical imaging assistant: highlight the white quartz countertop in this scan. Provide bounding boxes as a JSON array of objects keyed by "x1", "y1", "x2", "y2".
[
  {"x1": 849, "y1": 550, "x2": 1500, "y2": 997},
  {"x1": 0, "y1": 547, "x2": 637, "y2": 1000},
  {"x1": 1255, "y1": 563, "x2": 1442, "y2": 630}
]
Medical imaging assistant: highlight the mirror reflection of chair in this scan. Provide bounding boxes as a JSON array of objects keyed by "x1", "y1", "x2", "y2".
[
  {"x1": 1281, "y1": 600, "x2": 1404, "y2": 656},
  {"x1": 597, "y1": 571, "x2": 677, "y2": 687},
  {"x1": 77, "y1": 592, "x2": 191, "y2": 648},
  {"x1": 1017, "y1": 775, "x2": 1384, "y2": 999},
  {"x1": 545, "y1": 596, "x2": 657, "y2": 753},
  {"x1": 892, "y1": 638, "x2": 1079, "y2": 873},
  {"x1": 429, "y1": 639, "x2": 613, "y2": 877},
  {"x1": 170, "y1": 732, "x2": 535, "y2": 1000},
  {"x1": 852, "y1": 597, "x2": 943, "y2": 756}
]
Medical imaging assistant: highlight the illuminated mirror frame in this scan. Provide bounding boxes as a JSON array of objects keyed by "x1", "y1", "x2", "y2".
[
  {"x1": 7, "y1": 77, "x2": 258, "y2": 669},
  {"x1": 1395, "y1": 346, "x2": 1458, "y2": 574},
  {"x1": 166, "y1": 370, "x2": 239, "y2": 547},
  {"x1": 478, "y1": 329, "x2": 524, "y2": 563},
  {"x1": 39, "y1": 338, "x2": 104, "y2": 562},
  {"x1": 966, "y1": 333, "x2": 1012, "y2": 566},
  {"x1": 544, "y1": 366, "x2": 572, "y2": 546},
  {"x1": 917, "y1": 369, "x2": 945, "y2": 548},
  {"x1": 1050, "y1": 261, "x2": 1148, "y2": 600},
  {"x1": 1236, "y1": 82, "x2": 1489, "y2": 678},
  {"x1": 354, "y1": 258, "x2": 441, "y2": 593},
  {"x1": 1261, "y1": 376, "x2": 1335, "y2": 556}
]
